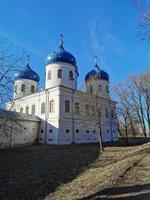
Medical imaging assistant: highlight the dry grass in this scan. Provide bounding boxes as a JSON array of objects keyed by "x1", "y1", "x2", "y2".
[
  {"x1": 0, "y1": 142, "x2": 150, "y2": 200},
  {"x1": 47, "y1": 142, "x2": 150, "y2": 200}
]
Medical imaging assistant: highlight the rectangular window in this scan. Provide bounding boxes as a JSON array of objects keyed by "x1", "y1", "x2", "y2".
[
  {"x1": 75, "y1": 102, "x2": 80, "y2": 114},
  {"x1": 91, "y1": 105, "x2": 95, "y2": 114},
  {"x1": 90, "y1": 85, "x2": 93, "y2": 94},
  {"x1": 65, "y1": 100, "x2": 70, "y2": 112},
  {"x1": 49, "y1": 100, "x2": 54, "y2": 112},
  {"x1": 41, "y1": 102, "x2": 45, "y2": 114},
  {"x1": 20, "y1": 107, "x2": 23, "y2": 113},
  {"x1": 76, "y1": 129, "x2": 79, "y2": 133},
  {"x1": 31, "y1": 105, "x2": 35, "y2": 115},
  {"x1": 25, "y1": 106, "x2": 29, "y2": 114},
  {"x1": 85, "y1": 104, "x2": 89, "y2": 114},
  {"x1": 105, "y1": 109, "x2": 109, "y2": 118},
  {"x1": 48, "y1": 139, "x2": 53, "y2": 141},
  {"x1": 111, "y1": 109, "x2": 114, "y2": 118}
]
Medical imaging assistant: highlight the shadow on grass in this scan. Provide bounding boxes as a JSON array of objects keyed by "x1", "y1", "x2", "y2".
[
  {"x1": 0, "y1": 144, "x2": 100, "y2": 200},
  {"x1": 81, "y1": 183, "x2": 150, "y2": 200}
]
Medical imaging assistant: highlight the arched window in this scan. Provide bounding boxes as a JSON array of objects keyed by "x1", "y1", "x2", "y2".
[
  {"x1": 25, "y1": 106, "x2": 29, "y2": 114},
  {"x1": 49, "y1": 100, "x2": 54, "y2": 112},
  {"x1": 48, "y1": 71, "x2": 51, "y2": 80},
  {"x1": 85, "y1": 104, "x2": 89, "y2": 114},
  {"x1": 106, "y1": 85, "x2": 109, "y2": 93},
  {"x1": 58, "y1": 69, "x2": 62, "y2": 78},
  {"x1": 15, "y1": 85, "x2": 17, "y2": 93},
  {"x1": 31, "y1": 85, "x2": 35, "y2": 93},
  {"x1": 41, "y1": 102, "x2": 45, "y2": 114},
  {"x1": 69, "y1": 71, "x2": 74, "y2": 80},
  {"x1": 20, "y1": 107, "x2": 23, "y2": 113},
  {"x1": 98, "y1": 85, "x2": 102, "y2": 92},
  {"x1": 21, "y1": 84, "x2": 25, "y2": 92},
  {"x1": 31, "y1": 104, "x2": 35, "y2": 115},
  {"x1": 89, "y1": 85, "x2": 93, "y2": 94}
]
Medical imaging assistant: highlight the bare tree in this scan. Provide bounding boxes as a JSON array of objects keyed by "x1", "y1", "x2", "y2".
[
  {"x1": 73, "y1": 88, "x2": 117, "y2": 151},
  {"x1": 0, "y1": 37, "x2": 25, "y2": 108},
  {"x1": 113, "y1": 83, "x2": 138, "y2": 138},
  {"x1": 139, "y1": 70, "x2": 150, "y2": 135},
  {"x1": 126, "y1": 75, "x2": 147, "y2": 136},
  {"x1": 113, "y1": 69, "x2": 150, "y2": 139},
  {"x1": 134, "y1": 0, "x2": 150, "y2": 42},
  {"x1": 0, "y1": 38, "x2": 26, "y2": 147},
  {"x1": 117, "y1": 105, "x2": 130, "y2": 145},
  {"x1": 0, "y1": 110, "x2": 24, "y2": 147}
]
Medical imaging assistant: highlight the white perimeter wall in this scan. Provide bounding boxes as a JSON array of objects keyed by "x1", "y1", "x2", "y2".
[{"x1": 0, "y1": 119, "x2": 39, "y2": 148}]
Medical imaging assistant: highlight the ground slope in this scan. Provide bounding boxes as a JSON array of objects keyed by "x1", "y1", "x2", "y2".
[{"x1": 0, "y1": 142, "x2": 150, "y2": 200}]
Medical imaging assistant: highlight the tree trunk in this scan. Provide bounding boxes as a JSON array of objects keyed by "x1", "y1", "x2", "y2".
[{"x1": 98, "y1": 124, "x2": 103, "y2": 151}]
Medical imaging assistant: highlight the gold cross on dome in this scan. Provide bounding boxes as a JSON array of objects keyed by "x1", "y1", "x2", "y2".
[
  {"x1": 27, "y1": 55, "x2": 30, "y2": 65},
  {"x1": 94, "y1": 56, "x2": 98, "y2": 65},
  {"x1": 60, "y1": 34, "x2": 64, "y2": 48}
]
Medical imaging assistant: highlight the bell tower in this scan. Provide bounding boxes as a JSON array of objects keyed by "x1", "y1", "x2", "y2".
[
  {"x1": 85, "y1": 56, "x2": 110, "y2": 99},
  {"x1": 14, "y1": 55, "x2": 40, "y2": 99},
  {"x1": 45, "y1": 35, "x2": 79, "y2": 90}
]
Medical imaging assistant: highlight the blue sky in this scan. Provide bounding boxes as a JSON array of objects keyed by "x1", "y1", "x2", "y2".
[{"x1": 0, "y1": 0, "x2": 150, "y2": 89}]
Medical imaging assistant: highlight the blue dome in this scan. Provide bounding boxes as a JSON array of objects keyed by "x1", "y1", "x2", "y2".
[
  {"x1": 46, "y1": 45, "x2": 77, "y2": 67},
  {"x1": 85, "y1": 64, "x2": 109, "y2": 82},
  {"x1": 14, "y1": 64, "x2": 40, "y2": 82}
]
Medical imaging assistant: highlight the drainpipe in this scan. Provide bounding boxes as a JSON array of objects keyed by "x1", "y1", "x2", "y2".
[
  {"x1": 109, "y1": 105, "x2": 113, "y2": 141},
  {"x1": 72, "y1": 89, "x2": 75, "y2": 144},
  {"x1": 58, "y1": 88, "x2": 61, "y2": 145},
  {"x1": 44, "y1": 89, "x2": 49, "y2": 144}
]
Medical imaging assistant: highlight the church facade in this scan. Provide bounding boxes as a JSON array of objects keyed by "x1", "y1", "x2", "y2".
[{"x1": 6, "y1": 37, "x2": 118, "y2": 145}]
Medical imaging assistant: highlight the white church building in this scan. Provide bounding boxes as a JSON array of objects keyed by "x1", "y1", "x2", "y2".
[{"x1": 6, "y1": 36, "x2": 118, "y2": 145}]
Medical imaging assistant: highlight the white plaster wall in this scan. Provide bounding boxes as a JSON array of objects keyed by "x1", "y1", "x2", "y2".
[
  {"x1": 59, "y1": 87, "x2": 118, "y2": 144},
  {"x1": 38, "y1": 119, "x2": 59, "y2": 145},
  {"x1": 59, "y1": 119, "x2": 73, "y2": 144},
  {"x1": 58, "y1": 87, "x2": 74, "y2": 144},
  {"x1": 0, "y1": 119, "x2": 39, "y2": 148},
  {"x1": 45, "y1": 62, "x2": 78, "y2": 90},
  {"x1": 8, "y1": 87, "x2": 61, "y2": 145},
  {"x1": 74, "y1": 119, "x2": 99, "y2": 144},
  {"x1": 7, "y1": 91, "x2": 45, "y2": 116},
  {"x1": 6, "y1": 84, "x2": 118, "y2": 145},
  {"x1": 14, "y1": 79, "x2": 38, "y2": 99}
]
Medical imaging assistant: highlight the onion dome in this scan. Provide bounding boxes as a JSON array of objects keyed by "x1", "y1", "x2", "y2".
[
  {"x1": 85, "y1": 57, "x2": 109, "y2": 82},
  {"x1": 45, "y1": 34, "x2": 77, "y2": 68},
  {"x1": 14, "y1": 56, "x2": 40, "y2": 82}
]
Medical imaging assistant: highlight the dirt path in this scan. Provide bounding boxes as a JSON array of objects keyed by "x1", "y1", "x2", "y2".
[{"x1": 92, "y1": 154, "x2": 150, "y2": 200}]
